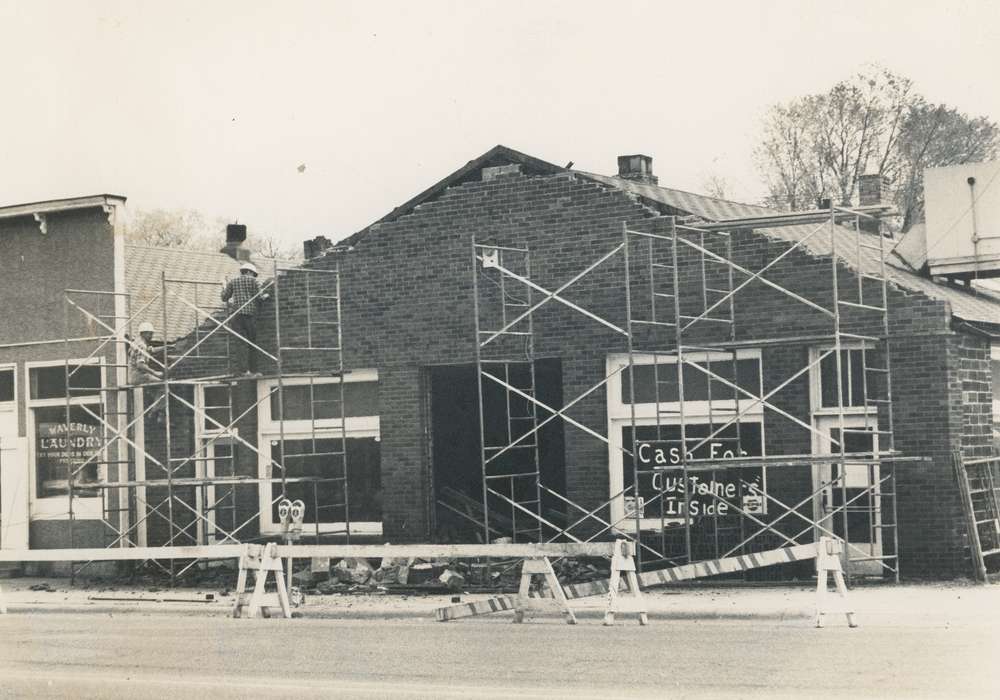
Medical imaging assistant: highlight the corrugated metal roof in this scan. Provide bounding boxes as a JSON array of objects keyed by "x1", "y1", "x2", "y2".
[
  {"x1": 575, "y1": 171, "x2": 774, "y2": 221},
  {"x1": 124, "y1": 245, "x2": 280, "y2": 342},
  {"x1": 578, "y1": 171, "x2": 1000, "y2": 326}
]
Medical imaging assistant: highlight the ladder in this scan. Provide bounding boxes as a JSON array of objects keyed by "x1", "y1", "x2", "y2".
[{"x1": 953, "y1": 453, "x2": 1000, "y2": 582}]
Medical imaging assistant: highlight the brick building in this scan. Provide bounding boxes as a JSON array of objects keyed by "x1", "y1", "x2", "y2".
[
  {"x1": 4, "y1": 147, "x2": 999, "y2": 580},
  {"x1": 298, "y1": 145, "x2": 998, "y2": 579},
  {"x1": 0, "y1": 195, "x2": 274, "y2": 566}
]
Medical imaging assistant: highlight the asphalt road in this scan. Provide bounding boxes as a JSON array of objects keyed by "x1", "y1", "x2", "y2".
[{"x1": 1, "y1": 613, "x2": 997, "y2": 698}]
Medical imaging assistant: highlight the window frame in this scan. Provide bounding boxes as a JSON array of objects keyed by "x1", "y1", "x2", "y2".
[
  {"x1": 809, "y1": 344, "x2": 873, "y2": 415},
  {"x1": 606, "y1": 351, "x2": 765, "y2": 532},
  {"x1": 0, "y1": 363, "x2": 17, "y2": 436},
  {"x1": 255, "y1": 370, "x2": 381, "y2": 535},
  {"x1": 26, "y1": 358, "x2": 104, "y2": 518}
]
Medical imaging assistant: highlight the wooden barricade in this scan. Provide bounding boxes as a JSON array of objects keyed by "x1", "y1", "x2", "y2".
[
  {"x1": 436, "y1": 539, "x2": 645, "y2": 625},
  {"x1": 603, "y1": 540, "x2": 647, "y2": 626},
  {"x1": 434, "y1": 541, "x2": 824, "y2": 624},
  {"x1": 232, "y1": 543, "x2": 291, "y2": 619},
  {"x1": 814, "y1": 537, "x2": 858, "y2": 628}
]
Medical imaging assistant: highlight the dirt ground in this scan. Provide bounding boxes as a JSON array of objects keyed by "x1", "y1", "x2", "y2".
[
  {"x1": 3, "y1": 574, "x2": 998, "y2": 626},
  {"x1": 2, "y1": 579, "x2": 999, "y2": 699}
]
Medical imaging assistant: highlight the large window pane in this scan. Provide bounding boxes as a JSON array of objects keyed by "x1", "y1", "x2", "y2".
[
  {"x1": 203, "y1": 385, "x2": 232, "y2": 429},
  {"x1": 34, "y1": 404, "x2": 102, "y2": 497},
  {"x1": 621, "y1": 358, "x2": 759, "y2": 404},
  {"x1": 269, "y1": 381, "x2": 378, "y2": 421},
  {"x1": 819, "y1": 350, "x2": 867, "y2": 408},
  {"x1": 30, "y1": 365, "x2": 101, "y2": 400},
  {"x1": 0, "y1": 369, "x2": 13, "y2": 402},
  {"x1": 269, "y1": 436, "x2": 381, "y2": 523}
]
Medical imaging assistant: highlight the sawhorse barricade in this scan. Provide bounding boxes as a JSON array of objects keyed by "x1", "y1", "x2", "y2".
[
  {"x1": 814, "y1": 537, "x2": 857, "y2": 628},
  {"x1": 435, "y1": 539, "x2": 645, "y2": 625},
  {"x1": 434, "y1": 539, "x2": 859, "y2": 628},
  {"x1": 0, "y1": 542, "x2": 616, "y2": 622},
  {"x1": 0, "y1": 539, "x2": 856, "y2": 627},
  {"x1": 232, "y1": 542, "x2": 292, "y2": 619}
]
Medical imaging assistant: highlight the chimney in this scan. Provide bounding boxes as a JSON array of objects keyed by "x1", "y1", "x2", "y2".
[
  {"x1": 856, "y1": 174, "x2": 890, "y2": 234},
  {"x1": 617, "y1": 154, "x2": 658, "y2": 185},
  {"x1": 221, "y1": 223, "x2": 251, "y2": 261},
  {"x1": 303, "y1": 235, "x2": 334, "y2": 260},
  {"x1": 857, "y1": 174, "x2": 889, "y2": 207}
]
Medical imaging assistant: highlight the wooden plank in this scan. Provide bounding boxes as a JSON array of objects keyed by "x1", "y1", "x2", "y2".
[
  {"x1": 0, "y1": 542, "x2": 614, "y2": 564},
  {"x1": 0, "y1": 545, "x2": 246, "y2": 563},
  {"x1": 272, "y1": 543, "x2": 615, "y2": 559},
  {"x1": 436, "y1": 595, "x2": 517, "y2": 621},
  {"x1": 435, "y1": 543, "x2": 821, "y2": 621},
  {"x1": 534, "y1": 543, "x2": 819, "y2": 601},
  {"x1": 636, "y1": 543, "x2": 817, "y2": 587}
]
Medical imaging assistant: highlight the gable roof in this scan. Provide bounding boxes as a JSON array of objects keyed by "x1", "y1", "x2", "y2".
[
  {"x1": 125, "y1": 245, "x2": 281, "y2": 342},
  {"x1": 577, "y1": 168, "x2": 1000, "y2": 327},
  {"x1": 341, "y1": 145, "x2": 564, "y2": 247},
  {"x1": 342, "y1": 144, "x2": 1000, "y2": 327}
]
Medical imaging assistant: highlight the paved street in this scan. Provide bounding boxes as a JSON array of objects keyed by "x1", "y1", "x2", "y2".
[{"x1": 2, "y1": 604, "x2": 998, "y2": 698}]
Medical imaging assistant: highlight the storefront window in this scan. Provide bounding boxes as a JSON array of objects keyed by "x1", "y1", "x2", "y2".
[
  {"x1": 33, "y1": 404, "x2": 102, "y2": 498},
  {"x1": 258, "y1": 371, "x2": 382, "y2": 534},
  {"x1": 268, "y1": 436, "x2": 381, "y2": 524},
  {"x1": 606, "y1": 351, "x2": 766, "y2": 531},
  {"x1": 620, "y1": 358, "x2": 759, "y2": 404},
  {"x1": 268, "y1": 381, "x2": 378, "y2": 421},
  {"x1": 28, "y1": 363, "x2": 103, "y2": 499}
]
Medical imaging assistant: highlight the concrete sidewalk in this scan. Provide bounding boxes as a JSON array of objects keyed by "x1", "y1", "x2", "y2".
[{"x1": 3, "y1": 576, "x2": 998, "y2": 627}]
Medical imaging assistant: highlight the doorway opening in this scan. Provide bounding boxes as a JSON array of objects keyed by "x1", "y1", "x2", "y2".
[{"x1": 429, "y1": 359, "x2": 565, "y2": 542}]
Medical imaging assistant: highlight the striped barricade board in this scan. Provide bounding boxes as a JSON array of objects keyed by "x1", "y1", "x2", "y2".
[{"x1": 433, "y1": 542, "x2": 819, "y2": 622}]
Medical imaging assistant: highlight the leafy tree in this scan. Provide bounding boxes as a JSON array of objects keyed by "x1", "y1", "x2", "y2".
[{"x1": 754, "y1": 65, "x2": 999, "y2": 229}]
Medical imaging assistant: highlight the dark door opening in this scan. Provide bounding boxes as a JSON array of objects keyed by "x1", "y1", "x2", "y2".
[{"x1": 429, "y1": 359, "x2": 565, "y2": 542}]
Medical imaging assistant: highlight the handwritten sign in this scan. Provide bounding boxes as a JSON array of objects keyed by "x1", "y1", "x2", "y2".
[{"x1": 624, "y1": 423, "x2": 765, "y2": 522}]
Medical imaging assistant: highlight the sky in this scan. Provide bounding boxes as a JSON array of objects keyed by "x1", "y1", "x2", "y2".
[{"x1": 1, "y1": 0, "x2": 999, "y2": 249}]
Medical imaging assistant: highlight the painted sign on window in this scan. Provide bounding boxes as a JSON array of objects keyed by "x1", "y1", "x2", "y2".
[
  {"x1": 623, "y1": 423, "x2": 765, "y2": 522},
  {"x1": 36, "y1": 420, "x2": 101, "y2": 497}
]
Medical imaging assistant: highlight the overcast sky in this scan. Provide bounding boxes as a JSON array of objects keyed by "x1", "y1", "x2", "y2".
[{"x1": 1, "y1": 0, "x2": 998, "y2": 248}]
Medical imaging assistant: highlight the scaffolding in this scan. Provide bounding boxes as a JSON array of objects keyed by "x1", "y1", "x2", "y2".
[
  {"x1": 471, "y1": 204, "x2": 917, "y2": 581},
  {"x1": 60, "y1": 261, "x2": 351, "y2": 583}
]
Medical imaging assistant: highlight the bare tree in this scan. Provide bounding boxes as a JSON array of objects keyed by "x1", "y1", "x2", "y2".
[
  {"x1": 701, "y1": 175, "x2": 731, "y2": 201},
  {"x1": 247, "y1": 233, "x2": 304, "y2": 261},
  {"x1": 754, "y1": 65, "x2": 998, "y2": 228},
  {"x1": 126, "y1": 208, "x2": 219, "y2": 250}
]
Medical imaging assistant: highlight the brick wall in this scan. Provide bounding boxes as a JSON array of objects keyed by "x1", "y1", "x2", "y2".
[
  {"x1": 0, "y1": 207, "x2": 121, "y2": 557},
  {"x1": 134, "y1": 168, "x2": 988, "y2": 576}
]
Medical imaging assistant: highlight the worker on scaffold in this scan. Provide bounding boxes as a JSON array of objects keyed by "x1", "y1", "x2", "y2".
[
  {"x1": 127, "y1": 321, "x2": 166, "y2": 421},
  {"x1": 128, "y1": 321, "x2": 163, "y2": 385},
  {"x1": 222, "y1": 262, "x2": 270, "y2": 376}
]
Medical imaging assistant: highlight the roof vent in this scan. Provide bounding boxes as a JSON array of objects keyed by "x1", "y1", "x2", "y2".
[
  {"x1": 482, "y1": 164, "x2": 522, "y2": 181},
  {"x1": 617, "y1": 154, "x2": 658, "y2": 185}
]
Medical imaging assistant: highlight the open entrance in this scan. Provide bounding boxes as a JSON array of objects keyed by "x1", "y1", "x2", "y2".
[{"x1": 429, "y1": 359, "x2": 565, "y2": 542}]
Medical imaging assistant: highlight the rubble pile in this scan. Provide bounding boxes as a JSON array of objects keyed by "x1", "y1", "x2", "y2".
[{"x1": 303, "y1": 554, "x2": 610, "y2": 596}]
